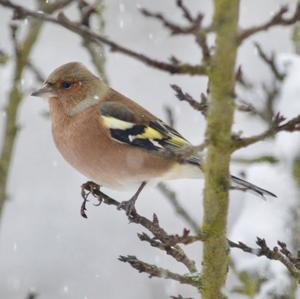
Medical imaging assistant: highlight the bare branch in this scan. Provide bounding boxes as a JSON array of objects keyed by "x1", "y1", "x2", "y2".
[
  {"x1": 39, "y1": 0, "x2": 76, "y2": 12},
  {"x1": 0, "y1": 0, "x2": 74, "y2": 218},
  {"x1": 0, "y1": 49, "x2": 9, "y2": 65},
  {"x1": 232, "y1": 113, "x2": 300, "y2": 151},
  {"x1": 140, "y1": 8, "x2": 202, "y2": 35},
  {"x1": 171, "y1": 83, "x2": 259, "y2": 118},
  {"x1": 157, "y1": 183, "x2": 199, "y2": 233},
  {"x1": 140, "y1": 3, "x2": 211, "y2": 63},
  {"x1": 138, "y1": 231, "x2": 197, "y2": 272},
  {"x1": 235, "y1": 65, "x2": 254, "y2": 89},
  {"x1": 26, "y1": 292, "x2": 38, "y2": 299},
  {"x1": 163, "y1": 106, "x2": 175, "y2": 128},
  {"x1": 229, "y1": 238, "x2": 300, "y2": 282},
  {"x1": 81, "y1": 182, "x2": 206, "y2": 245},
  {"x1": 119, "y1": 255, "x2": 201, "y2": 287},
  {"x1": 238, "y1": 4, "x2": 300, "y2": 43},
  {"x1": 171, "y1": 295, "x2": 193, "y2": 299},
  {"x1": 232, "y1": 155, "x2": 279, "y2": 165},
  {"x1": 255, "y1": 43, "x2": 285, "y2": 81},
  {"x1": 77, "y1": 0, "x2": 108, "y2": 83},
  {"x1": 171, "y1": 84, "x2": 208, "y2": 115},
  {"x1": 27, "y1": 61, "x2": 45, "y2": 83},
  {"x1": 80, "y1": 181, "x2": 206, "y2": 276},
  {"x1": 0, "y1": 0, "x2": 207, "y2": 76},
  {"x1": 176, "y1": 0, "x2": 195, "y2": 23},
  {"x1": 236, "y1": 99, "x2": 258, "y2": 114},
  {"x1": 195, "y1": 31, "x2": 211, "y2": 62}
]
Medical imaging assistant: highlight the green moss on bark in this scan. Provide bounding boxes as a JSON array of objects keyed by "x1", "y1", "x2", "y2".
[
  {"x1": 201, "y1": 1, "x2": 240, "y2": 298},
  {"x1": 0, "y1": 2, "x2": 72, "y2": 219}
]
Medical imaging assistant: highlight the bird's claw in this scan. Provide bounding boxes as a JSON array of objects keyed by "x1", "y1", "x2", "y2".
[
  {"x1": 80, "y1": 197, "x2": 89, "y2": 219},
  {"x1": 80, "y1": 181, "x2": 102, "y2": 218}
]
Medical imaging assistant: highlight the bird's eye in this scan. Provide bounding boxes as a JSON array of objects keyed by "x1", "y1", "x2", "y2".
[{"x1": 62, "y1": 81, "x2": 72, "y2": 89}]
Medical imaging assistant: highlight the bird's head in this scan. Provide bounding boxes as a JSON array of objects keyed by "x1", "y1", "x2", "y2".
[{"x1": 31, "y1": 62, "x2": 106, "y2": 115}]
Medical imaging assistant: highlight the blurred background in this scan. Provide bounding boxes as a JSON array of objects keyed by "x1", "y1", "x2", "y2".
[{"x1": 0, "y1": 0, "x2": 299, "y2": 298}]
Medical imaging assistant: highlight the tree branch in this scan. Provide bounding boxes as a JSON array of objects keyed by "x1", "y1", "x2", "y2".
[
  {"x1": 171, "y1": 84, "x2": 208, "y2": 116},
  {"x1": 238, "y1": 4, "x2": 300, "y2": 43},
  {"x1": 140, "y1": 8, "x2": 202, "y2": 36},
  {"x1": 27, "y1": 61, "x2": 45, "y2": 83},
  {"x1": 255, "y1": 43, "x2": 285, "y2": 81},
  {"x1": 77, "y1": 0, "x2": 108, "y2": 83},
  {"x1": 171, "y1": 295, "x2": 193, "y2": 299},
  {"x1": 176, "y1": 0, "x2": 199, "y2": 23},
  {"x1": 0, "y1": 0, "x2": 74, "y2": 220},
  {"x1": 81, "y1": 182, "x2": 205, "y2": 274},
  {"x1": 0, "y1": 0, "x2": 207, "y2": 76},
  {"x1": 232, "y1": 155, "x2": 279, "y2": 165},
  {"x1": 157, "y1": 183, "x2": 200, "y2": 233},
  {"x1": 138, "y1": 231, "x2": 197, "y2": 272},
  {"x1": 140, "y1": 1, "x2": 211, "y2": 63},
  {"x1": 232, "y1": 113, "x2": 300, "y2": 151},
  {"x1": 229, "y1": 238, "x2": 300, "y2": 282},
  {"x1": 119, "y1": 255, "x2": 200, "y2": 287}
]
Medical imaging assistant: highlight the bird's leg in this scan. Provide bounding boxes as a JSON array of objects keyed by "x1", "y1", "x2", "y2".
[
  {"x1": 80, "y1": 181, "x2": 103, "y2": 218},
  {"x1": 118, "y1": 182, "x2": 147, "y2": 216}
]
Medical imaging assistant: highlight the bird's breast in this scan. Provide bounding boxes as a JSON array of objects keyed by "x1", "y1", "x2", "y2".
[{"x1": 50, "y1": 106, "x2": 174, "y2": 189}]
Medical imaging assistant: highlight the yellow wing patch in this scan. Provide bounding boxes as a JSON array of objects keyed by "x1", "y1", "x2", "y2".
[
  {"x1": 135, "y1": 127, "x2": 163, "y2": 140},
  {"x1": 166, "y1": 134, "x2": 189, "y2": 147},
  {"x1": 102, "y1": 116, "x2": 134, "y2": 130}
]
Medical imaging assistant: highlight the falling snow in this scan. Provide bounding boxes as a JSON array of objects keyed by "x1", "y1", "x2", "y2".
[{"x1": 0, "y1": 1, "x2": 298, "y2": 299}]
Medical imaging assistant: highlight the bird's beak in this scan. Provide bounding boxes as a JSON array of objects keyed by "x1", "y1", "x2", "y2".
[{"x1": 31, "y1": 83, "x2": 56, "y2": 98}]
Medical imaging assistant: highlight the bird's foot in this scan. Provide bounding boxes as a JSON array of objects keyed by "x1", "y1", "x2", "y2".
[
  {"x1": 80, "y1": 181, "x2": 102, "y2": 218},
  {"x1": 118, "y1": 198, "x2": 137, "y2": 217}
]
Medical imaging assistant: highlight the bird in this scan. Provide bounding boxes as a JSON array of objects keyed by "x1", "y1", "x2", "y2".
[{"x1": 31, "y1": 62, "x2": 276, "y2": 216}]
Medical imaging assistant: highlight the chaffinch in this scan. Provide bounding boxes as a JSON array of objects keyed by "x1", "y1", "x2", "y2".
[{"x1": 31, "y1": 62, "x2": 276, "y2": 215}]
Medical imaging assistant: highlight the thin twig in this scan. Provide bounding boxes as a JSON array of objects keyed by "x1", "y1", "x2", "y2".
[
  {"x1": 229, "y1": 238, "x2": 300, "y2": 282},
  {"x1": 78, "y1": 0, "x2": 108, "y2": 83},
  {"x1": 176, "y1": 0, "x2": 197, "y2": 23},
  {"x1": 238, "y1": 4, "x2": 300, "y2": 43},
  {"x1": 27, "y1": 61, "x2": 45, "y2": 83},
  {"x1": 232, "y1": 155, "x2": 279, "y2": 165},
  {"x1": 81, "y1": 182, "x2": 205, "y2": 274},
  {"x1": 80, "y1": 182, "x2": 206, "y2": 247},
  {"x1": 25, "y1": 292, "x2": 38, "y2": 299},
  {"x1": 0, "y1": 0, "x2": 74, "y2": 220},
  {"x1": 157, "y1": 183, "x2": 199, "y2": 233},
  {"x1": 0, "y1": 0, "x2": 207, "y2": 76},
  {"x1": 232, "y1": 113, "x2": 300, "y2": 151},
  {"x1": 138, "y1": 232, "x2": 197, "y2": 272},
  {"x1": 171, "y1": 84, "x2": 208, "y2": 115},
  {"x1": 171, "y1": 295, "x2": 193, "y2": 299},
  {"x1": 119, "y1": 255, "x2": 200, "y2": 287},
  {"x1": 140, "y1": 8, "x2": 202, "y2": 35},
  {"x1": 255, "y1": 43, "x2": 285, "y2": 81},
  {"x1": 140, "y1": 1, "x2": 211, "y2": 64},
  {"x1": 235, "y1": 65, "x2": 254, "y2": 89}
]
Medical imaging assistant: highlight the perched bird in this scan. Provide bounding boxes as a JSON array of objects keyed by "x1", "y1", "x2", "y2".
[{"x1": 31, "y1": 62, "x2": 276, "y2": 215}]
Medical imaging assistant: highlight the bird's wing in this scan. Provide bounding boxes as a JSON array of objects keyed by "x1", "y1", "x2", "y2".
[{"x1": 99, "y1": 100, "x2": 201, "y2": 165}]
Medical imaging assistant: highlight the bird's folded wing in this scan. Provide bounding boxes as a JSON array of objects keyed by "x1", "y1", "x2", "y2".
[{"x1": 99, "y1": 101, "x2": 201, "y2": 165}]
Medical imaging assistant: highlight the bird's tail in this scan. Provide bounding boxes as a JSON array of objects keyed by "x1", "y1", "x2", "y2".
[{"x1": 230, "y1": 175, "x2": 277, "y2": 199}]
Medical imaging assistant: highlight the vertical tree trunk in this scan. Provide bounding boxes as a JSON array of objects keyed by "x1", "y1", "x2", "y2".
[
  {"x1": 0, "y1": 20, "x2": 42, "y2": 218},
  {"x1": 201, "y1": 1, "x2": 240, "y2": 298},
  {"x1": 289, "y1": 16, "x2": 300, "y2": 298},
  {"x1": 0, "y1": 1, "x2": 72, "y2": 221}
]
